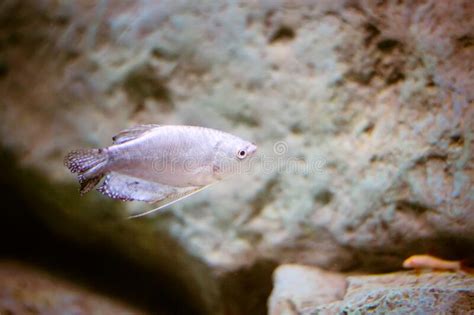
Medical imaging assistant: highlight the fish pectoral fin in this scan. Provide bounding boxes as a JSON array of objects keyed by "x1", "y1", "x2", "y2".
[
  {"x1": 97, "y1": 172, "x2": 175, "y2": 202},
  {"x1": 127, "y1": 185, "x2": 211, "y2": 219},
  {"x1": 112, "y1": 124, "x2": 161, "y2": 144}
]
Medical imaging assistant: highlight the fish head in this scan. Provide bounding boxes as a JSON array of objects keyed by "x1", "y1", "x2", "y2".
[
  {"x1": 236, "y1": 141, "x2": 258, "y2": 160},
  {"x1": 213, "y1": 136, "x2": 257, "y2": 178}
]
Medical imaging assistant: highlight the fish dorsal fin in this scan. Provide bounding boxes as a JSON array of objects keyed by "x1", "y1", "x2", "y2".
[
  {"x1": 112, "y1": 124, "x2": 161, "y2": 144},
  {"x1": 127, "y1": 184, "x2": 212, "y2": 219}
]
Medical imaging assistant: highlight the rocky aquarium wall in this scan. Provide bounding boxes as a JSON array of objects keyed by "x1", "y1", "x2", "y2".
[{"x1": 0, "y1": 0, "x2": 473, "y2": 314}]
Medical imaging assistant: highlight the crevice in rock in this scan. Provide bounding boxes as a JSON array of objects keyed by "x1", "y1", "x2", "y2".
[
  {"x1": 395, "y1": 200, "x2": 432, "y2": 215},
  {"x1": 377, "y1": 38, "x2": 400, "y2": 53},
  {"x1": 314, "y1": 189, "x2": 334, "y2": 205},
  {"x1": 362, "y1": 121, "x2": 375, "y2": 135},
  {"x1": 290, "y1": 123, "x2": 307, "y2": 135},
  {"x1": 151, "y1": 47, "x2": 179, "y2": 60},
  {"x1": 220, "y1": 260, "x2": 278, "y2": 315},
  {"x1": 123, "y1": 64, "x2": 174, "y2": 112},
  {"x1": 269, "y1": 26, "x2": 296, "y2": 44},
  {"x1": 457, "y1": 35, "x2": 474, "y2": 48},
  {"x1": 426, "y1": 75, "x2": 436, "y2": 87},
  {"x1": 364, "y1": 23, "x2": 380, "y2": 47},
  {"x1": 449, "y1": 133, "x2": 464, "y2": 147},
  {"x1": 411, "y1": 151, "x2": 448, "y2": 166},
  {"x1": 384, "y1": 67, "x2": 405, "y2": 85}
]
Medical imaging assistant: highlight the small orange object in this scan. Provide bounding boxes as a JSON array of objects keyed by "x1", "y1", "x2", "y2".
[{"x1": 403, "y1": 254, "x2": 461, "y2": 272}]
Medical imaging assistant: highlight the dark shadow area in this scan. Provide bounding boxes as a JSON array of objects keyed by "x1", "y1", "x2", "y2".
[
  {"x1": 220, "y1": 260, "x2": 277, "y2": 315},
  {"x1": 269, "y1": 26, "x2": 296, "y2": 43},
  {"x1": 0, "y1": 150, "x2": 203, "y2": 315}
]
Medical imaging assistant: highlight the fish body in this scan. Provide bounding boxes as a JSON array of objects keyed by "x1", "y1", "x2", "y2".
[
  {"x1": 64, "y1": 125, "x2": 257, "y2": 217},
  {"x1": 107, "y1": 125, "x2": 245, "y2": 186}
]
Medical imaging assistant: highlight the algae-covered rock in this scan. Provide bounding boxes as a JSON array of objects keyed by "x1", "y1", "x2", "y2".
[
  {"x1": 327, "y1": 271, "x2": 474, "y2": 314},
  {"x1": 312, "y1": 272, "x2": 474, "y2": 314},
  {"x1": 0, "y1": 0, "x2": 473, "y2": 314},
  {"x1": 269, "y1": 264, "x2": 474, "y2": 315}
]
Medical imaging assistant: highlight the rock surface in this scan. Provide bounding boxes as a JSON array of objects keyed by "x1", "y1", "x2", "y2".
[
  {"x1": 323, "y1": 271, "x2": 474, "y2": 315},
  {"x1": 269, "y1": 264, "x2": 474, "y2": 315},
  {"x1": 0, "y1": 261, "x2": 146, "y2": 315},
  {"x1": 268, "y1": 264, "x2": 346, "y2": 315},
  {"x1": 0, "y1": 0, "x2": 473, "y2": 314}
]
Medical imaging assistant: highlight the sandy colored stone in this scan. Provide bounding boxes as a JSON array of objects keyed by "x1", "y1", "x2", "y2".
[
  {"x1": 268, "y1": 264, "x2": 346, "y2": 315},
  {"x1": 269, "y1": 264, "x2": 474, "y2": 315},
  {"x1": 307, "y1": 271, "x2": 474, "y2": 314}
]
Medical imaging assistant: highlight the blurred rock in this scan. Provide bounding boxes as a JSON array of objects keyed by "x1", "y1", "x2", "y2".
[
  {"x1": 274, "y1": 267, "x2": 474, "y2": 314},
  {"x1": 269, "y1": 264, "x2": 474, "y2": 314},
  {"x1": 324, "y1": 271, "x2": 474, "y2": 315},
  {"x1": 0, "y1": 261, "x2": 147, "y2": 315},
  {"x1": 268, "y1": 264, "x2": 346, "y2": 315},
  {"x1": 0, "y1": 0, "x2": 473, "y2": 314}
]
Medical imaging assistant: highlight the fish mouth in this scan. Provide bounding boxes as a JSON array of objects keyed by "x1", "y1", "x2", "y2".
[{"x1": 247, "y1": 143, "x2": 258, "y2": 156}]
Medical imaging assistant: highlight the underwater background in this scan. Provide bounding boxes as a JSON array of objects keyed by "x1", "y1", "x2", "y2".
[{"x1": 0, "y1": 0, "x2": 473, "y2": 314}]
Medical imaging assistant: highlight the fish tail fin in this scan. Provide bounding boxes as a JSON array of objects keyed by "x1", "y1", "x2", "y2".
[{"x1": 64, "y1": 148, "x2": 109, "y2": 195}]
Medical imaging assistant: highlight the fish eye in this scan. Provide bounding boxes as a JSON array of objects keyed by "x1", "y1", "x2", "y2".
[{"x1": 237, "y1": 149, "x2": 247, "y2": 159}]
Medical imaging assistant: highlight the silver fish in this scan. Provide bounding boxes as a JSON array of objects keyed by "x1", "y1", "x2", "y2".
[{"x1": 64, "y1": 125, "x2": 257, "y2": 218}]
